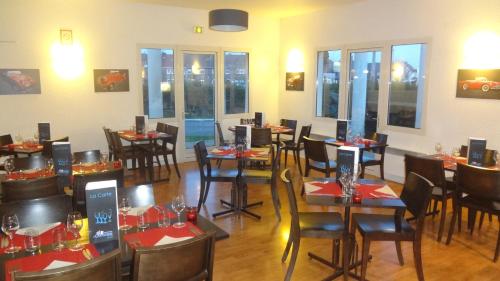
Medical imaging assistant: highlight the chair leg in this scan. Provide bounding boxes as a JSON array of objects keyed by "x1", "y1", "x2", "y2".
[
  {"x1": 284, "y1": 148, "x2": 289, "y2": 167},
  {"x1": 432, "y1": 200, "x2": 438, "y2": 219},
  {"x1": 469, "y1": 209, "x2": 477, "y2": 235},
  {"x1": 494, "y1": 216, "x2": 500, "y2": 262},
  {"x1": 478, "y1": 211, "x2": 486, "y2": 230},
  {"x1": 284, "y1": 238, "x2": 300, "y2": 281},
  {"x1": 197, "y1": 179, "x2": 205, "y2": 212},
  {"x1": 413, "y1": 239, "x2": 425, "y2": 281},
  {"x1": 395, "y1": 241, "x2": 404, "y2": 265},
  {"x1": 379, "y1": 163, "x2": 385, "y2": 180},
  {"x1": 172, "y1": 153, "x2": 181, "y2": 178},
  {"x1": 360, "y1": 238, "x2": 371, "y2": 281},
  {"x1": 203, "y1": 181, "x2": 211, "y2": 204},
  {"x1": 155, "y1": 154, "x2": 161, "y2": 167},
  {"x1": 437, "y1": 198, "x2": 447, "y2": 242},
  {"x1": 457, "y1": 204, "x2": 462, "y2": 232},
  {"x1": 270, "y1": 182, "x2": 281, "y2": 221},
  {"x1": 163, "y1": 154, "x2": 171, "y2": 173},
  {"x1": 489, "y1": 213, "x2": 493, "y2": 222},
  {"x1": 217, "y1": 159, "x2": 222, "y2": 168},
  {"x1": 297, "y1": 153, "x2": 304, "y2": 176},
  {"x1": 446, "y1": 201, "x2": 458, "y2": 245},
  {"x1": 282, "y1": 225, "x2": 294, "y2": 263}
]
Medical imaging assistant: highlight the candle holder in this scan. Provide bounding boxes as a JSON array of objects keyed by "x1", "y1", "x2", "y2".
[{"x1": 186, "y1": 207, "x2": 197, "y2": 223}]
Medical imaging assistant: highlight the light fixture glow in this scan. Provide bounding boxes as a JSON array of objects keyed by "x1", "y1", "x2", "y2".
[
  {"x1": 463, "y1": 30, "x2": 500, "y2": 69},
  {"x1": 286, "y1": 48, "x2": 304, "y2": 72},
  {"x1": 51, "y1": 41, "x2": 84, "y2": 80},
  {"x1": 160, "y1": 81, "x2": 171, "y2": 92},
  {"x1": 192, "y1": 61, "x2": 201, "y2": 75},
  {"x1": 392, "y1": 62, "x2": 405, "y2": 81}
]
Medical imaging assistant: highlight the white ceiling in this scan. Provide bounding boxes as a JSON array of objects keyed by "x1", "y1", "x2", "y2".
[{"x1": 131, "y1": 0, "x2": 364, "y2": 18}]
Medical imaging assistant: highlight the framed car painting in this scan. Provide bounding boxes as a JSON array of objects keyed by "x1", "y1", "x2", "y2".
[
  {"x1": 0, "y1": 69, "x2": 41, "y2": 95},
  {"x1": 456, "y1": 69, "x2": 500, "y2": 100},
  {"x1": 94, "y1": 69, "x2": 130, "y2": 92}
]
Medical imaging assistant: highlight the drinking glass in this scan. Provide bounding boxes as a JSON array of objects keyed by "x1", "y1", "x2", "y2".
[
  {"x1": 171, "y1": 195, "x2": 186, "y2": 228},
  {"x1": 154, "y1": 206, "x2": 169, "y2": 228},
  {"x1": 52, "y1": 227, "x2": 66, "y2": 251},
  {"x1": 66, "y1": 211, "x2": 83, "y2": 251},
  {"x1": 23, "y1": 229, "x2": 40, "y2": 253},
  {"x1": 4, "y1": 157, "x2": 15, "y2": 175},
  {"x1": 435, "y1": 142, "x2": 443, "y2": 155},
  {"x1": 33, "y1": 132, "x2": 39, "y2": 142},
  {"x1": 14, "y1": 133, "x2": 23, "y2": 144},
  {"x1": 452, "y1": 147, "x2": 460, "y2": 158},
  {"x1": 100, "y1": 153, "x2": 109, "y2": 165},
  {"x1": 2, "y1": 214, "x2": 21, "y2": 253},
  {"x1": 119, "y1": 198, "x2": 132, "y2": 230},
  {"x1": 137, "y1": 210, "x2": 149, "y2": 230},
  {"x1": 46, "y1": 158, "x2": 54, "y2": 172}
]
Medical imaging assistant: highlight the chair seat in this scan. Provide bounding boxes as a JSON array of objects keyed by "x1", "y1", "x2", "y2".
[
  {"x1": 362, "y1": 152, "x2": 382, "y2": 163},
  {"x1": 242, "y1": 169, "x2": 272, "y2": 179},
  {"x1": 207, "y1": 168, "x2": 239, "y2": 179},
  {"x1": 299, "y1": 212, "x2": 344, "y2": 237},
  {"x1": 432, "y1": 186, "x2": 454, "y2": 198},
  {"x1": 461, "y1": 196, "x2": 500, "y2": 213},
  {"x1": 310, "y1": 160, "x2": 337, "y2": 170},
  {"x1": 352, "y1": 213, "x2": 415, "y2": 240}
]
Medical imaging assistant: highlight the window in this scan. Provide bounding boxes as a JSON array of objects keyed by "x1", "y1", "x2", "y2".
[
  {"x1": 388, "y1": 43, "x2": 427, "y2": 129},
  {"x1": 224, "y1": 52, "x2": 249, "y2": 114},
  {"x1": 141, "y1": 48, "x2": 175, "y2": 119},
  {"x1": 316, "y1": 50, "x2": 341, "y2": 118}
]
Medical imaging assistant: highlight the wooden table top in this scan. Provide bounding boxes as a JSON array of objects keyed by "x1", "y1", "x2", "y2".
[
  {"x1": 117, "y1": 130, "x2": 172, "y2": 142},
  {"x1": 228, "y1": 125, "x2": 293, "y2": 134},
  {"x1": 207, "y1": 146, "x2": 271, "y2": 161},
  {"x1": 324, "y1": 138, "x2": 388, "y2": 150},
  {"x1": 0, "y1": 144, "x2": 43, "y2": 155},
  {"x1": 429, "y1": 154, "x2": 500, "y2": 172},
  {"x1": 303, "y1": 177, "x2": 406, "y2": 210}
]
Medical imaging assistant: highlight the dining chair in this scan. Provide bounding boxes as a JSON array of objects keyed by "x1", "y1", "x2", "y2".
[
  {"x1": 193, "y1": 141, "x2": 239, "y2": 214},
  {"x1": 446, "y1": 163, "x2": 500, "y2": 262},
  {"x1": 72, "y1": 168, "x2": 124, "y2": 217},
  {"x1": 273, "y1": 119, "x2": 298, "y2": 145},
  {"x1": 283, "y1": 124, "x2": 312, "y2": 175},
  {"x1": 130, "y1": 231, "x2": 216, "y2": 281},
  {"x1": 0, "y1": 194, "x2": 72, "y2": 228},
  {"x1": 240, "y1": 142, "x2": 284, "y2": 221},
  {"x1": 13, "y1": 249, "x2": 121, "y2": 281},
  {"x1": 73, "y1": 150, "x2": 101, "y2": 164},
  {"x1": 0, "y1": 134, "x2": 13, "y2": 147},
  {"x1": 41, "y1": 136, "x2": 69, "y2": 159},
  {"x1": 404, "y1": 154, "x2": 453, "y2": 242},
  {"x1": 110, "y1": 131, "x2": 138, "y2": 171},
  {"x1": 150, "y1": 122, "x2": 168, "y2": 169},
  {"x1": 214, "y1": 122, "x2": 230, "y2": 168},
  {"x1": 250, "y1": 127, "x2": 274, "y2": 167},
  {"x1": 280, "y1": 169, "x2": 345, "y2": 281},
  {"x1": 351, "y1": 172, "x2": 433, "y2": 281},
  {"x1": 11, "y1": 155, "x2": 48, "y2": 171},
  {"x1": 360, "y1": 133, "x2": 388, "y2": 180},
  {"x1": 155, "y1": 124, "x2": 181, "y2": 178},
  {"x1": 1, "y1": 175, "x2": 61, "y2": 203},
  {"x1": 102, "y1": 127, "x2": 115, "y2": 161},
  {"x1": 301, "y1": 137, "x2": 336, "y2": 196}
]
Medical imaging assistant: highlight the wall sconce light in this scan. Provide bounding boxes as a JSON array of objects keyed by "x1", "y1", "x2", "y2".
[
  {"x1": 194, "y1": 26, "x2": 203, "y2": 34},
  {"x1": 286, "y1": 48, "x2": 304, "y2": 72},
  {"x1": 51, "y1": 29, "x2": 84, "y2": 80},
  {"x1": 463, "y1": 30, "x2": 500, "y2": 69}
]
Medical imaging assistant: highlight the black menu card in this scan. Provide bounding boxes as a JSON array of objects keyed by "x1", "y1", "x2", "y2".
[
  {"x1": 38, "y1": 122, "x2": 51, "y2": 143},
  {"x1": 336, "y1": 119, "x2": 348, "y2": 141},
  {"x1": 235, "y1": 125, "x2": 247, "y2": 146},
  {"x1": 52, "y1": 142, "x2": 72, "y2": 188},
  {"x1": 85, "y1": 180, "x2": 120, "y2": 245},
  {"x1": 467, "y1": 137, "x2": 487, "y2": 166},
  {"x1": 255, "y1": 112, "x2": 264, "y2": 128},
  {"x1": 336, "y1": 146, "x2": 359, "y2": 181},
  {"x1": 135, "y1": 115, "x2": 147, "y2": 134}
]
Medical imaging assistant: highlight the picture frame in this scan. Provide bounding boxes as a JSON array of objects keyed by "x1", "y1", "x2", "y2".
[
  {"x1": 93, "y1": 69, "x2": 130, "y2": 93},
  {"x1": 0, "y1": 69, "x2": 41, "y2": 95},
  {"x1": 456, "y1": 69, "x2": 500, "y2": 100},
  {"x1": 286, "y1": 72, "x2": 304, "y2": 91}
]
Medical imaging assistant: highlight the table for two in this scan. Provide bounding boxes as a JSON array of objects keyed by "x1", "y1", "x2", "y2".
[{"x1": 303, "y1": 177, "x2": 405, "y2": 280}]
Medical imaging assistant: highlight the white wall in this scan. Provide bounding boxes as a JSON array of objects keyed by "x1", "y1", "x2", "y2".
[
  {"x1": 279, "y1": 0, "x2": 500, "y2": 182},
  {"x1": 0, "y1": 0, "x2": 280, "y2": 161}
]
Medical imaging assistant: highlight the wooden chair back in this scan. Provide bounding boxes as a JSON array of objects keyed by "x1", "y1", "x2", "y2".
[
  {"x1": 1, "y1": 176, "x2": 60, "y2": 202},
  {"x1": 251, "y1": 128, "x2": 272, "y2": 147},
  {"x1": 131, "y1": 231, "x2": 216, "y2": 281},
  {"x1": 0, "y1": 194, "x2": 72, "y2": 228},
  {"x1": 156, "y1": 122, "x2": 167, "y2": 133},
  {"x1": 12, "y1": 155, "x2": 48, "y2": 171},
  {"x1": 13, "y1": 249, "x2": 121, "y2": 281},
  {"x1": 215, "y1": 122, "x2": 225, "y2": 146},
  {"x1": 303, "y1": 137, "x2": 329, "y2": 164},
  {"x1": 102, "y1": 127, "x2": 113, "y2": 151},
  {"x1": 0, "y1": 134, "x2": 13, "y2": 146},
  {"x1": 72, "y1": 168, "x2": 124, "y2": 217},
  {"x1": 193, "y1": 141, "x2": 211, "y2": 180},
  {"x1": 296, "y1": 125, "x2": 312, "y2": 149},
  {"x1": 280, "y1": 119, "x2": 298, "y2": 139},
  {"x1": 42, "y1": 137, "x2": 69, "y2": 158},
  {"x1": 110, "y1": 131, "x2": 125, "y2": 154},
  {"x1": 404, "y1": 154, "x2": 447, "y2": 188},
  {"x1": 165, "y1": 125, "x2": 179, "y2": 147},
  {"x1": 456, "y1": 163, "x2": 500, "y2": 202},
  {"x1": 280, "y1": 169, "x2": 300, "y2": 234},
  {"x1": 400, "y1": 172, "x2": 434, "y2": 230},
  {"x1": 73, "y1": 150, "x2": 101, "y2": 164}
]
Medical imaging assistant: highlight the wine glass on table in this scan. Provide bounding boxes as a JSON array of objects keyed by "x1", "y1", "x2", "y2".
[
  {"x1": 171, "y1": 195, "x2": 186, "y2": 228},
  {"x1": 2, "y1": 214, "x2": 21, "y2": 253},
  {"x1": 435, "y1": 142, "x2": 443, "y2": 156},
  {"x1": 119, "y1": 198, "x2": 132, "y2": 230},
  {"x1": 4, "y1": 157, "x2": 15, "y2": 175},
  {"x1": 66, "y1": 211, "x2": 83, "y2": 251}
]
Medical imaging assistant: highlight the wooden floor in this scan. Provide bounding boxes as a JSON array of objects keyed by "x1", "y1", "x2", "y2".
[{"x1": 125, "y1": 157, "x2": 500, "y2": 281}]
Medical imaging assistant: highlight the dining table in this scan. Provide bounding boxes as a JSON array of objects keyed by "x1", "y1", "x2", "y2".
[
  {"x1": 0, "y1": 143, "x2": 43, "y2": 157},
  {"x1": 303, "y1": 176, "x2": 406, "y2": 281},
  {"x1": 0, "y1": 184, "x2": 229, "y2": 281},
  {"x1": 228, "y1": 124, "x2": 294, "y2": 143},
  {"x1": 430, "y1": 153, "x2": 500, "y2": 172},
  {"x1": 206, "y1": 146, "x2": 272, "y2": 219},
  {"x1": 117, "y1": 130, "x2": 173, "y2": 183},
  {"x1": 324, "y1": 137, "x2": 387, "y2": 151}
]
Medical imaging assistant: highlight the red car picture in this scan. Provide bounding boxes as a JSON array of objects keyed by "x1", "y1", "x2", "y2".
[
  {"x1": 5, "y1": 71, "x2": 35, "y2": 90},
  {"x1": 98, "y1": 71, "x2": 127, "y2": 90},
  {"x1": 458, "y1": 77, "x2": 500, "y2": 92}
]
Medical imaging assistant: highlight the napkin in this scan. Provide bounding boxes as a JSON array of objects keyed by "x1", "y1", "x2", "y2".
[
  {"x1": 304, "y1": 182, "x2": 323, "y2": 193},
  {"x1": 16, "y1": 222, "x2": 61, "y2": 236},
  {"x1": 374, "y1": 185, "x2": 398, "y2": 198},
  {"x1": 44, "y1": 260, "x2": 76, "y2": 270},
  {"x1": 154, "y1": 235, "x2": 193, "y2": 246}
]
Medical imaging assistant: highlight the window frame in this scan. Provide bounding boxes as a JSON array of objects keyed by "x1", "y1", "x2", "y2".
[{"x1": 222, "y1": 50, "x2": 250, "y2": 117}]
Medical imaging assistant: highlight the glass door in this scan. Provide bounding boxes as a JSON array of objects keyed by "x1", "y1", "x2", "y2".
[
  {"x1": 182, "y1": 52, "x2": 217, "y2": 149},
  {"x1": 347, "y1": 50, "x2": 382, "y2": 138}
]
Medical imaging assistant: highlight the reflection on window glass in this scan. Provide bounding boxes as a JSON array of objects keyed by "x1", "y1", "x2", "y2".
[
  {"x1": 141, "y1": 48, "x2": 175, "y2": 119},
  {"x1": 224, "y1": 52, "x2": 249, "y2": 114},
  {"x1": 316, "y1": 50, "x2": 341, "y2": 118},
  {"x1": 388, "y1": 43, "x2": 427, "y2": 129}
]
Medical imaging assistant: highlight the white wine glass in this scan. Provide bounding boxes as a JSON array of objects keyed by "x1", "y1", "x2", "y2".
[
  {"x1": 435, "y1": 142, "x2": 443, "y2": 155},
  {"x1": 2, "y1": 214, "x2": 21, "y2": 253},
  {"x1": 171, "y1": 195, "x2": 186, "y2": 228},
  {"x1": 66, "y1": 211, "x2": 83, "y2": 251},
  {"x1": 4, "y1": 157, "x2": 15, "y2": 175},
  {"x1": 119, "y1": 198, "x2": 132, "y2": 230}
]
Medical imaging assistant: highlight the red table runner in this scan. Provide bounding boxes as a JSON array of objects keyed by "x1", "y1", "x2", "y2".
[
  {"x1": 4, "y1": 244, "x2": 99, "y2": 281},
  {"x1": 5, "y1": 170, "x2": 54, "y2": 181},
  {"x1": 305, "y1": 181, "x2": 398, "y2": 199},
  {"x1": 0, "y1": 223, "x2": 76, "y2": 255},
  {"x1": 119, "y1": 206, "x2": 176, "y2": 227},
  {"x1": 123, "y1": 222, "x2": 203, "y2": 249},
  {"x1": 210, "y1": 147, "x2": 268, "y2": 158}
]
